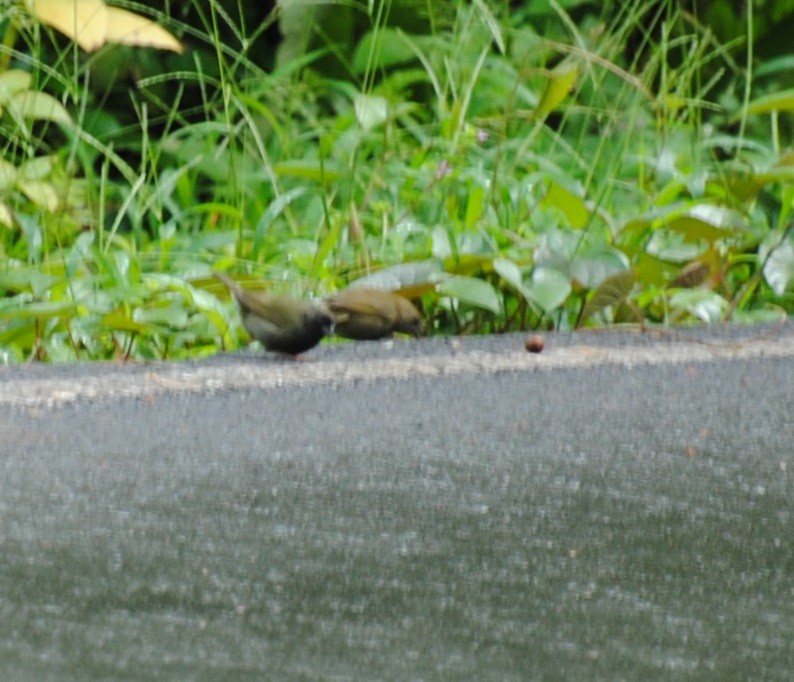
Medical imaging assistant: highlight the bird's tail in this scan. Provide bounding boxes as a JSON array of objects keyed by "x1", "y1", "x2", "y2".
[{"x1": 213, "y1": 271, "x2": 241, "y2": 297}]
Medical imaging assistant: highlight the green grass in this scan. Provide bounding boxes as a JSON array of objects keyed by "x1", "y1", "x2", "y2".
[{"x1": 0, "y1": 0, "x2": 792, "y2": 362}]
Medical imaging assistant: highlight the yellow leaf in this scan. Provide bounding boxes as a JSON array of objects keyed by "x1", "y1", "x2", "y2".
[
  {"x1": 0, "y1": 70, "x2": 33, "y2": 100},
  {"x1": 18, "y1": 180, "x2": 61, "y2": 211},
  {"x1": 25, "y1": 0, "x2": 183, "y2": 54},
  {"x1": 743, "y1": 88, "x2": 794, "y2": 116},
  {"x1": 534, "y1": 62, "x2": 578, "y2": 120},
  {"x1": 26, "y1": 0, "x2": 108, "y2": 52},
  {"x1": 19, "y1": 156, "x2": 56, "y2": 181},
  {"x1": 105, "y1": 7, "x2": 184, "y2": 53},
  {"x1": 0, "y1": 202, "x2": 13, "y2": 228},
  {"x1": 0, "y1": 159, "x2": 18, "y2": 191}
]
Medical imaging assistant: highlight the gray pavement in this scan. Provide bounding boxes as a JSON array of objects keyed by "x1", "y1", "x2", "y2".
[{"x1": 0, "y1": 323, "x2": 792, "y2": 680}]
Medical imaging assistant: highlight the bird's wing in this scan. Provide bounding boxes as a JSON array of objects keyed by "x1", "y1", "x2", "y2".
[{"x1": 327, "y1": 292, "x2": 392, "y2": 320}]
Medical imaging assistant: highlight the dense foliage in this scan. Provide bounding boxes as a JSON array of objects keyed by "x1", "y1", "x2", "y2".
[{"x1": 0, "y1": 0, "x2": 792, "y2": 362}]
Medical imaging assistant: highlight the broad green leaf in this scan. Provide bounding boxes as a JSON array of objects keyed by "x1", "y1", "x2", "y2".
[
  {"x1": 666, "y1": 204, "x2": 747, "y2": 243},
  {"x1": 524, "y1": 267, "x2": 571, "y2": 313},
  {"x1": 436, "y1": 275, "x2": 501, "y2": 314},
  {"x1": 624, "y1": 202, "x2": 746, "y2": 244},
  {"x1": 0, "y1": 70, "x2": 33, "y2": 101},
  {"x1": 0, "y1": 202, "x2": 13, "y2": 228},
  {"x1": 252, "y1": 187, "x2": 307, "y2": 258},
  {"x1": 18, "y1": 180, "x2": 60, "y2": 211},
  {"x1": 534, "y1": 62, "x2": 578, "y2": 120},
  {"x1": 354, "y1": 93, "x2": 389, "y2": 131},
  {"x1": 633, "y1": 252, "x2": 679, "y2": 287},
  {"x1": 0, "y1": 300, "x2": 76, "y2": 321},
  {"x1": 464, "y1": 184, "x2": 486, "y2": 228},
  {"x1": 578, "y1": 270, "x2": 636, "y2": 326},
  {"x1": 101, "y1": 310, "x2": 148, "y2": 333},
  {"x1": 350, "y1": 260, "x2": 444, "y2": 295},
  {"x1": 133, "y1": 303, "x2": 188, "y2": 329},
  {"x1": 352, "y1": 28, "x2": 416, "y2": 74},
  {"x1": 571, "y1": 247, "x2": 629, "y2": 288},
  {"x1": 19, "y1": 156, "x2": 56, "y2": 181},
  {"x1": 754, "y1": 55, "x2": 794, "y2": 78},
  {"x1": 763, "y1": 238, "x2": 794, "y2": 295},
  {"x1": 0, "y1": 269, "x2": 61, "y2": 297},
  {"x1": 274, "y1": 160, "x2": 342, "y2": 182},
  {"x1": 492, "y1": 257, "x2": 525, "y2": 291},
  {"x1": 744, "y1": 88, "x2": 794, "y2": 116},
  {"x1": 668, "y1": 289, "x2": 727, "y2": 323},
  {"x1": 646, "y1": 230, "x2": 704, "y2": 262},
  {"x1": 0, "y1": 159, "x2": 17, "y2": 191},
  {"x1": 9, "y1": 91, "x2": 71, "y2": 125},
  {"x1": 493, "y1": 257, "x2": 535, "y2": 301},
  {"x1": 541, "y1": 181, "x2": 589, "y2": 229}
]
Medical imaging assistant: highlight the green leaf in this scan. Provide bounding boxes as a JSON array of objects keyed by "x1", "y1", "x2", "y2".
[
  {"x1": 493, "y1": 257, "x2": 534, "y2": 300},
  {"x1": 534, "y1": 62, "x2": 578, "y2": 120},
  {"x1": 0, "y1": 300, "x2": 76, "y2": 321},
  {"x1": 273, "y1": 160, "x2": 342, "y2": 182},
  {"x1": 473, "y1": 0, "x2": 506, "y2": 53},
  {"x1": 492, "y1": 257, "x2": 524, "y2": 290},
  {"x1": 571, "y1": 246, "x2": 629, "y2": 288},
  {"x1": 0, "y1": 202, "x2": 13, "y2": 227},
  {"x1": 578, "y1": 270, "x2": 636, "y2": 326},
  {"x1": 19, "y1": 156, "x2": 56, "y2": 181},
  {"x1": 352, "y1": 28, "x2": 416, "y2": 74},
  {"x1": 133, "y1": 302, "x2": 189, "y2": 329},
  {"x1": 633, "y1": 252, "x2": 679, "y2": 287},
  {"x1": 541, "y1": 181, "x2": 589, "y2": 229},
  {"x1": 18, "y1": 181, "x2": 60, "y2": 211},
  {"x1": 524, "y1": 267, "x2": 571, "y2": 313},
  {"x1": 101, "y1": 310, "x2": 149, "y2": 334},
  {"x1": 436, "y1": 275, "x2": 501, "y2": 314},
  {"x1": 667, "y1": 204, "x2": 747, "y2": 242},
  {"x1": 668, "y1": 289, "x2": 728, "y2": 323},
  {"x1": 312, "y1": 215, "x2": 344, "y2": 279},
  {"x1": 9, "y1": 91, "x2": 72, "y2": 125},
  {"x1": 744, "y1": 88, "x2": 794, "y2": 116},
  {"x1": 252, "y1": 187, "x2": 307, "y2": 258},
  {"x1": 464, "y1": 184, "x2": 486, "y2": 228},
  {"x1": 354, "y1": 93, "x2": 389, "y2": 131},
  {"x1": 0, "y1": 69, "x2": 33, "y2": 101},
  {"x1": 350, "y1": 260, "x2": 444, "y2": 294},
  {"x1": 0, "y1": 159, "x2": 18, "y2": 191},
  {"x1": 763, "y1": 238, "x2": 794, "y2": 296}
]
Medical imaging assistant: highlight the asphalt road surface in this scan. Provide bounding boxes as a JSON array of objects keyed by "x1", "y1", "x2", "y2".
[{"x1": 1, "y1": 323, "x2": 792, "y2": 680}]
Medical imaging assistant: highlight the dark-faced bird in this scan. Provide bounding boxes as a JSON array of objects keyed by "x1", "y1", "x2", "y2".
[
  {"x1": 214, "y1": 272, "x2": 333, "y2": 357},
  {"x1": 325, "y1": 287, "x2": 423, "y2": 340}
]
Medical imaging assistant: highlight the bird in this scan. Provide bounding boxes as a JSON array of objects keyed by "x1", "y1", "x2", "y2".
[
  {"x1": 325, "y1": 287, "x2": 423, "y2": 340},
  {"x1": 214, "y1": 272, "x2": 333, "y2": 357}
]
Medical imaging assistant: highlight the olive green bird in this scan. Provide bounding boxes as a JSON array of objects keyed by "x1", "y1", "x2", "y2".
[
  {"x1": 214, "y1": 272, "x2": 333, "y2": 357},
  {"x1": 325, "y1": 287, "x2": 423, "y2": 341}
]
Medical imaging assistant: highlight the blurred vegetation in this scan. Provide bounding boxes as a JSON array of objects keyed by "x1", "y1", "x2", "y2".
[{"x1": 0, "y1": 0, "x2": 792, "y2": 362}]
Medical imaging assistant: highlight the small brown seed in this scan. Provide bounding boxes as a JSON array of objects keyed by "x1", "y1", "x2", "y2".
[{"x1": 524, "y1": 334, "x2": 544, "y2": 353}]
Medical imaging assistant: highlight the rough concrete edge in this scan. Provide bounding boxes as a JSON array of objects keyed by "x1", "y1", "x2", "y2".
[{"x1": 1, "y1": 336, "x2": 792, "y2": 409}]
